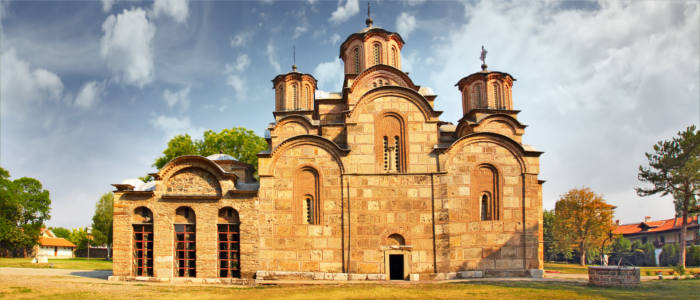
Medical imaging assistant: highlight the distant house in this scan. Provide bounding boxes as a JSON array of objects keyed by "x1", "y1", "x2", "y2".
[
  {"x1": 613, "y1": 215, "x2": 700, "y2": 248},
  {"x1": 35, "y1": 228, "x2": 76, "y2": 258}
]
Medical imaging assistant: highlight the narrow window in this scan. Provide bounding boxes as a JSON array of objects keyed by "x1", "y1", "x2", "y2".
[
  {"x1": 295, "y1": 167, "x2": 321, "y2": 225},
  {"x1": 175, "y1": 207, "x2": 196, "y2": 278},
  {"x1": 133, "y1": 207, "x2": 153, "y2": 277},
  {"x1": 354, "y1": 48, "x2": 360, "y2": 73},
  {"x1": 218, "y1": 208, "x2": 240, "y2": 278},
  {"x1": 383, "y1": 136, "x2": 389, "y2": 171},
  {"x1": 305, "y1": 86, "x2": 311, "y2": 109},
  {"x1": 373, "y1": 44, "x2": 381, "y2": 65},
  {"x1": 481, "y1": 194, "x2": 490, "y2": 220},
  {"x1": 473, "y1": 84, "x2": 483, "y2": 108},
  {"x1": 493, "y1": 83, "x2": 501, "y2": 109},
  {"x1": 304, "y1": 195, "x2": 314, "y2": 224},
  {"x1": 391, "y1": 47, "x2": 397, "y2": 67},
  {"x1": 292, "y1": 84, "x2": 298, "y2": 110},
  {"x1": 394, "y1": 136, "x2": 400, "y2": 171}
]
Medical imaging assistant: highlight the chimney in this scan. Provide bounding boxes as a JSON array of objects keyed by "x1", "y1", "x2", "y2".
[{"x1": 644, "y1": 216, "x2": 651, "y2": 223}]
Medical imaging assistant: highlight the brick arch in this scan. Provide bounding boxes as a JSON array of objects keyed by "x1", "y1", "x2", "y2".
[
  {"x1": 347, "y1": 87, "x2": 438, "y2": 124},
  {"x1": 266, "y1": 135, "x2": 347, "y2": 175},
  {"x1": 444, "y1": 132, "x2": 528, "y2": 175},
  {"x1": 349, "y1": 64, "x2": 418, "y2": 93},
  {"x1": 456, "y1": 114, "x2": 526, "y2": 138}
]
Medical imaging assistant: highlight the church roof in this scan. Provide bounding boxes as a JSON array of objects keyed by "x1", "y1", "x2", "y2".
[
  {"x1": 206, "y1": 153, "x2": 237, "y2": 161},
  {"x1": 339, "y1": 26, "x2": 405, "y2": 58}
]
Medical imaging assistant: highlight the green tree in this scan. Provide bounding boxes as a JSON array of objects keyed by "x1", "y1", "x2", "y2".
[
  {"x1": 553, "y1": 188, "x2": 616, "y2": 266},
  {"x1": 0, "y1": 167, "x2": 51, "y2": 257},
  {"x1": 49, "y1": 227, "x2": 71, "y2": 240},
  {"x1": 543, "y1": 210, "x2": 558, "y2": 261},
  {"x1": 153, "y1": 128, "x2": 267, "y2": 174},
  {"x1": 91, "y1": 192, "x2": 113, "y2": 259},
  {"x1": 636, "y1": 125, "x2": 700, "y2": 268},
  {"x1": 69, "y1": 227, "x2": 89, "y2": 250}
]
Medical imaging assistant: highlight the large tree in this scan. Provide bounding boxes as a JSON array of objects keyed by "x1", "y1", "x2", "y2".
[
  {"x1": 553, "y1": 188, "x2": 615, "y2": 266},
  {"x1": 153, "y1": 127, "x2": 267, "y2": 172},
  {"x1": 91, "y1": 192, "x2": 114, "y2": 259},
  {"x1": 636, "y1": 125, "x2": 699, "y2": 268},
  {"x1": 0, "y1": 167, "x2": 51, "y2": 257}
]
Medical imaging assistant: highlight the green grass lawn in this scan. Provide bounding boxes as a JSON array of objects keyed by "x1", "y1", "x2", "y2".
[
  {"x1": 544, "y1": 262, "x2": 700, "y2": 275},
  {"x1": 0, "y1": 278, "x2": 699, "y2": 299},
  {"x1": 0, "y1": 257, "x2": 112, "y2": 270}
]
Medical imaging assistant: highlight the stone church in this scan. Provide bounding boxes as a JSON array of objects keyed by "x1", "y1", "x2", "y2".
[{"x1": 111, "y1": 14, "x2": 544, "y2": 282}]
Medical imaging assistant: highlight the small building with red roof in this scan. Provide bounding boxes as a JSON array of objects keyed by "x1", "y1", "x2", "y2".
[
  {"x1": 613, "y1": 215, "x2": 700, "y2": 248},
  {"x1": 35, "y1": 228, "x2": 76, "y2": 258}
]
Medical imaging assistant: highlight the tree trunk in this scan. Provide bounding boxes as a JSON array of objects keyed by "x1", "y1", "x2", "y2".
[
  {"x1": 580, "y1": 249, "x2": 586, "y2": 266},
  {"x1": 680, "y1": 195, "x2": 688, "y2": 268}
]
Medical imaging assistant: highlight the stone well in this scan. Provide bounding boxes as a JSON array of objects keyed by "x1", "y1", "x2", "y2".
[{"x1": 588, "y1": 266, "x2": 640, "y2": 286}]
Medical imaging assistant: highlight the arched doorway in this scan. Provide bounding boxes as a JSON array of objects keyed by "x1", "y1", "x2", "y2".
[{"x1": 384, "y1": 233, "x2": 410, "y2": 280}]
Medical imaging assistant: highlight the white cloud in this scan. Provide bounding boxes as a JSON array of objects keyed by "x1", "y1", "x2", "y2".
[
  {"x1": 162, "y1": 86, "x2": 190, "y2": 110},
  {"x1": 396, "y1": 12, "x2": 417, "y2": 37},
  {"x1": 225, "y1": 54, "x2": 251, "y2": 73},
  {"x1": 293, "y1": 25, "x2": 308, "y2": 39},
  {"x1": 313, "y1": 57, "x2": 344, "y2": 92},
  {"x1": 1, "y1": 49, "x2": 64, "y2": 116},
  {"x1": 329, "y1": 0, "x2": 359, "y2": 24},
  {"x1": 266, "y1": 41, "x2": 282, "y2": 73},
  {"x1": 226, "y1": 74, "x2": 247, "y2": 101},
  {"x1": 100, "y1": 8, "x2": 156, "y2": 88},
  {"x1": 152, "y1": 0, "x2": 189, "y2": 23},
  {"x1": 329, "y1": 33, "x2": 341, "y2": 45},
  {"x1": 307, "y1": 0, "x2": 318, "y2": 4},
  {"x1": 230, "y1": 31, "x2": 252, "y2": 48},
  {"x1": 101, "y1": 0, "x2": 114, "y2": 12},
  {"x1": 150, "y1": 114, "x2": 203, "y2": 141},
  {"x1": 428, "y1": 1, "x2": 699, "y2": 222},
  {"x1": 405, "y1": 0, "x2": 425, "y2": 6},
  {"x1": 75, "y1": 80, "x2": 106, "y2": 109}
]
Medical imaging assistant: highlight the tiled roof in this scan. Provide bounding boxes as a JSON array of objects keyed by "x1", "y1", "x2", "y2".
[
  {"x1": 38, "y1": 237, "x2": 76, "y2": 248},
  {"x1": 613, "y1": 215, "x2": 699, "y2": 235}
]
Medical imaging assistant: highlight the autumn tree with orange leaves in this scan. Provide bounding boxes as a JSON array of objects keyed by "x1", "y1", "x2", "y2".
[{"x1": 553, "y1": 188, "x2": 616, "y2": 266}]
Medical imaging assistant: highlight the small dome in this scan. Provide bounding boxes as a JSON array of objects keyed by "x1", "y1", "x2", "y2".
[
  {"x1": 121, "y1": 178, "x2": 142, "y2": 187},
  {"x1": 136, "y1": 181, "x2": 156, "y2": 191},
  {"x1": 206, "y1": 153, "x2": 236, "y2": 161}
]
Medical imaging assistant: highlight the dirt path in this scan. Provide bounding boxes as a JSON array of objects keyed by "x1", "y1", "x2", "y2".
[{"x1": 0, "y1": 267, "x2": 112, "y2": 280}]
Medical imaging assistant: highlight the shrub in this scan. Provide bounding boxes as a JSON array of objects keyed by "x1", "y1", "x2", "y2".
[
  {"x1": 686, "y1": 245, "x2": 700, "y2": 266},
  {"x1": 660, "y1": 243, "x2": 679, "y2": 266}
]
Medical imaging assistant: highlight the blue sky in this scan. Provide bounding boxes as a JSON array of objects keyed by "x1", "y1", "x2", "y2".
[{"x1": 1, "y1": 0, "x2": 698, "y2": 228}]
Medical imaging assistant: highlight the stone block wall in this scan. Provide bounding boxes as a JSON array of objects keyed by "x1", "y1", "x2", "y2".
[{"x1": 588, "y1": 267, "x2": 640, "y2": 286}]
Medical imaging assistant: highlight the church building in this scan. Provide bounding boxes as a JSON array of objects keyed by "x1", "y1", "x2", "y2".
[{"x1": 110, "y1": 13, "x2": 544, "y2": 282}]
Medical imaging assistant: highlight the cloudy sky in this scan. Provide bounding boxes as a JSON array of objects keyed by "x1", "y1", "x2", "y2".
[{"x1": 1, "y1": 0, "x2": 698, "y2": 228}]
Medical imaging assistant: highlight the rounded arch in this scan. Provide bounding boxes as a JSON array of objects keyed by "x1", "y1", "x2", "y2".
[
  {"x1": 455, "y1": 113, "x2": 526, "y2": 138},
  {"x1": 445, "y1": 132, "x2": 528, "y2": 174},
  {"x1": 157, "y1": 156, "x2": 236, "y2": 182},
  {"x1": 218, "y1": 207, "x2": 240, "y2": 224},
  {"x1": 348, "y1": 86, "x2": 437, "y2": 123},
  {"x1": 175, "y1": 206, "x2": 196, "y2": 224},
  {"x1": 133, "y1": 206, "x2": 153, "y2": 224},
  {"x1": 267, "y1": 135, "x2": 347, "y2": 174},
  {"x1": 387, "y1": 233, "x2": 406, "y2": 246},
  {"x1": 273, "y1": 115, "x2": 315, "y2": 132},
  {"x1": 349, "y1": 64, "x2": 418, "y2": 92}
]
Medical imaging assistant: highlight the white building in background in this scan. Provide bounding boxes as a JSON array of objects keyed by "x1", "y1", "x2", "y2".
[{"x1": 35, "y1": 228, "x2": 76, "y2": 258}]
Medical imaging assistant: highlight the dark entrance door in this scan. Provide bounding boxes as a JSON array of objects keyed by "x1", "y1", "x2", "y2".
[{"x1": 389, "y1": 254, "x2": 404, "y2": 280}]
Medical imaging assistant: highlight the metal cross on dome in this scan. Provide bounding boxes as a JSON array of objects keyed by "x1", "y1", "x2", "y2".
[{"x1": 480, "y1": 45, "x2": 487, "y2": 65}]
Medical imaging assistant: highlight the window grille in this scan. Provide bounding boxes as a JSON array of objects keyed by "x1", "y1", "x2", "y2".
[
  {"x1": 383, "y1": 136, "x2": 389, "y2": 171},
  {"x1": 174, "y1": 224, "x2": 196, "y2": 277},
  {"x1": 481, "y1": 194, "x2": 490, "y2": 221},
  {"x1": 373, "y1": 44, "x2": 380, "y2": 65},
  {"x1": 133, "y1": 224, "x2": 153, "y2": 276},
  {"x1": 394, "y1": 136, "x2": 400, "y2": 171},
  {"x1": 292, "y1": 84, "x2": 298, "y2": 110},
  {"x1": 218, "y1": 223, "x2": 240, "y2": 278},
  {"x1": 354, "y1": 48, "x2": 360, "y2": 73}
]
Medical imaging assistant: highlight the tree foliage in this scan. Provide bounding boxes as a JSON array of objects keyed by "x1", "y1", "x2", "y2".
[
  {"x1": 49, "y1": 227, "x2": 71, "y2": 239},
  {"x1": 153, "y1": 128, "x2": 267, "y2": 173},
  {"x1": 0, "y1": 167, "x2": 51, "y2": 257},
  {"x1": 553, "y1": 187, "x2": 615, "y2": 266},
  {"x1": 91, "y1": 192, "x2": 113, "y2": 250},
  {"x1": 69, "y1": 227, "x2": 89, "y2": 250},
  {"x1": 636, "y1": 125, "x2": 699, "y2": 268}
]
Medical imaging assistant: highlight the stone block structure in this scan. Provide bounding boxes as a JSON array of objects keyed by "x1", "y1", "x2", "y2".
[{"x1": 111, "y1": 14, "x2": 544, "y2": 282}]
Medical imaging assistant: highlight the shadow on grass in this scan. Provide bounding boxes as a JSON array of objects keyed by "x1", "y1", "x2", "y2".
[{"x1": 69, "y1": 270, "x2": 113, "y2": 280}]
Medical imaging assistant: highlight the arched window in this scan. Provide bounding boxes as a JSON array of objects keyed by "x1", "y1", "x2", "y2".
[
  {"x1": 390, "y1": 47, "x2": 397, "y2": 67},
  {"x1": 295, "y1": 167, "x2": 320, "y2": 224},
  {"x1": 472, "y1": 165, "x2": 499, "y2": 221},
  {"x1": 472, "y1": 84, "x2": 483, "y2": 108},
  {"x1": 292, "y1": 84, "x2": 298, "y2": 110},
  {"x1": 373, "y1": 44, "x2": 381, "y2": 65},
  {"x1": 353, "y1": 47, "x2": 360, "y2": 73},
  {"x1": 305, "y1": 86, "x2": 312, "y2": 109},
  {"x1": 377, "y1": 113, "x2": 406, "y2": 172},
  {"x1": 481, "y1": 194, "x2": 491, "y2": 221},
  {"x1": 133, "y1": 207, "x2": 153, "y2": 277},
  {"x1": 387, "y1": 233, "x2": 406, "y2": 246},
  {"x1": 218, "y1": 207, "x2": 240, "y2": 278},
  {"x1": 174, "y1": 207, "x2": 196, "y2": 278},
  {"x1": 493, "y1": 82, "x2": 502, "y2": 109},
  {"x1": 278, "y1": 85, "x2": 284, "y2": 111}
]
